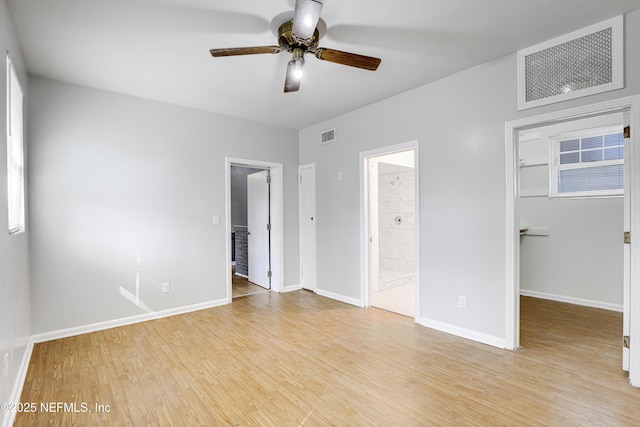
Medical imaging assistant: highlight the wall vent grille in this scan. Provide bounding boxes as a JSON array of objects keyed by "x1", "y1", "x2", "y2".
[
  {"x1": 517, "y1": 16, "x2": 623, "y2": 110},
  {"x1": 321, "y1": 129, "x2": 336, "y2": 145}
]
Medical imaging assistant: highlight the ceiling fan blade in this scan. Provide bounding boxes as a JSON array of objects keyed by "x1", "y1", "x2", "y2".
[
  {"x1": 292, "y1": 0, "x2": 323, "y2": 44},
  {"x1": 284, "y1": 60, "x2": 302, "y2": 93},
  {"x1": 313, "y1": 48, "x2": 381, "y2": 71},
  {"x1": 210, "y1": 46, "x2": 281, "y2": 57}
]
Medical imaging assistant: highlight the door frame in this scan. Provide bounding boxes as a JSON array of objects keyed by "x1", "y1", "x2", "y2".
[
  {"x1": 225, "y1": 157, "x2": 284, "y2": 301},
  {"x1": 504, "y1": 95, "x2": 640, "y2": 386},
  {"x1": 360, "y1": 140, "x2": 420, "y2": 320},
  {"x1": 299, "y1": 163, "x2": 317, "y2": 292}
]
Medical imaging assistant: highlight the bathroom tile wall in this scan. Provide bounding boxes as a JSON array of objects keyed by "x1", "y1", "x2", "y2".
[{"x1": 378, "y1": 164, "x2": 415, "y2": 290}]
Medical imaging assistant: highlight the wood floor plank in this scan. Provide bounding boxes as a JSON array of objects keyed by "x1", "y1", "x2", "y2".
[{"x1": 15, "y1": 293, "x2": 640, "y2": 426}]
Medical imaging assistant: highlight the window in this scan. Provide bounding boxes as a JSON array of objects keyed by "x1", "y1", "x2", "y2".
[
  {"x1": 7, "y1": 55, "x2": 25, "y2": 234},
  {"x1": 549, "y1": 126, "x2": 624, "y2": 198}
]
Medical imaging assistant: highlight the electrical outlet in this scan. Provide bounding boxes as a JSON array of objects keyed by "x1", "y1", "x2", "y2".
[
  {"x1": 162, "y1": 282, "x2": 171, "y2": 294},
  {"x1": 458, "y1": 295, "x2": 467, "y2": 309}
]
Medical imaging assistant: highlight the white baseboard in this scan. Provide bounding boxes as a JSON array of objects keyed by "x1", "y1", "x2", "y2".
[
  {"x1": 418, "y1": 317, "x2": 507, "y2": 349},
  {"x1": 520, "y1": 289, "x2": 623, "y2": 312},
  {"x1": 33, "y1": 298, "x2": 229, "y2": 343},
  {"x1": 281, "y1": 284, "x2": 303, "y2": 293},
  {"x1": 315, "y1": 289, "x2": 363, "y2": 307},
  {"x1": 2, "y1": 338, "x2": 34, "y2": 427}
]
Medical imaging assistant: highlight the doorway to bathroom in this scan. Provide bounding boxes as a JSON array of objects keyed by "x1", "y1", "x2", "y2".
[{"x1": 362, "y1": 142, "x2": 419, "y2": 318}]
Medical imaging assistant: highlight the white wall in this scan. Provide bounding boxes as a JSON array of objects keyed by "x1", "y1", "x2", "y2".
[
  {"x1": 27, "y1": 77, "x2": 299, "y2": 334},
  {"x1": 0, "y1": 0, "x2": 31, "y2": 423},
  {"x1": 299, "y1": 10, "x2": 640, "y2": 344},
  {"x1": 519, "y1": 115, "x2": 624, "y2": 309}
]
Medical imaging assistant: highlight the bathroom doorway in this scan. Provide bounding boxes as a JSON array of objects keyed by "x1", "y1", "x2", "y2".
[{"x1": 362, "y1": 144, "x2": 418, "y2": 318}]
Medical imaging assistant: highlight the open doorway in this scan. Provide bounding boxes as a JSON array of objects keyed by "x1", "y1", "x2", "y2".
[
  {"x1": 505, "y1": 95, "x2": 640, "y2": 386},
  {"x1": 225, "y1": 158, "x2": 284, "y2": 302},
  {"x1": 230, "y1": 165, "x2": 270, "y2": 298},
  {"x1": 518, "y1": 112, "x2": 626, "y2": 357},
  {"x1": 361, "y1": 142, "x2": 420, "y2": 319}
]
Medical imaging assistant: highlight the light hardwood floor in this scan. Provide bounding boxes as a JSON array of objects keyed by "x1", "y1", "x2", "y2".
[{"x1": 16, "y1": 293, "x2": 640, "y2": 426}]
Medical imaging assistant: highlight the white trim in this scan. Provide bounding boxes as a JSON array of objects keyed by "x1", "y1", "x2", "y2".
[
  {"x1": 418, "y1": 317, "x2": 507, "y2": 349},
  {"x1": 315, "y1": 289, "x2": 363, "y2": 307},
  {"x1": 282, "y1": 284, "x2": 303, "y2": 293},
  {"x1": 505, "y1": 121, "x2": 520, "y2": 351},
  {"x1": 2, "y1": 339, "x2": 34, "y2": 427},
  {"x1": 517, "y1": 16, "x2": 624, "y2": 110},
  {"x1": 367, "y1": 159, "x2": 380, "y2": 301},
  {"x1": 505, "y1": 94, "x2": 640, "y2": 386},
  {"x1": 360, "y1": 153, "x2": 370, "y2": 309},
  {"x1": 225, "y1": 157, "x2": 285, "y2": 297},
  {"x1": 359, "y1": 141, "x2": 420, "y2": 321},
  {"x1": 520, "y1": 290, "x2": 623, "y2": 312},
  {"x1": 32, "y1": 298, "x2": 228, "y2": 343}
]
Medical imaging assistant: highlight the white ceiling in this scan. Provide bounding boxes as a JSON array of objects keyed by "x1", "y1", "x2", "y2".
[{"x1": 7, "y1": 0, "x2": 640, "y2": 129}]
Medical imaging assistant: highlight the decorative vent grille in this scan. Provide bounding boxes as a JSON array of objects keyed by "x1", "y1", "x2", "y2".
[
  {"x1": 321, "y1": 129, "x2": 336, "y2": 145},
  {"x1": 517, "y1": 16, "x2": 623, "y2": 110}
]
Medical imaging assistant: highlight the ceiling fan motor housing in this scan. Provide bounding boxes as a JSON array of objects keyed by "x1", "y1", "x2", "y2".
[{"x1": 278, "y1": 20, "x2": 319, "y2": 53}]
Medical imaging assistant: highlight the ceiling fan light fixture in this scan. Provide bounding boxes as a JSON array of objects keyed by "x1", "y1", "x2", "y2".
[
  {"x1": 288, "y1": 48, "x2": 305, "y2": 80},
  {"x1": 292, "y1": 0, "x2": 323, "y2": 43},
  {"x1": 284, "y1": 48, "x2": 306, "y2": 92},
  {"x1": 287, "y1": 57, "x2": 305, "y2": 80}
]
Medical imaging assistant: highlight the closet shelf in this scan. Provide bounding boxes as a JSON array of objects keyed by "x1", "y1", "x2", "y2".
[{"x1": 520, "y1": 227, "x2": 550, "y2": 236}]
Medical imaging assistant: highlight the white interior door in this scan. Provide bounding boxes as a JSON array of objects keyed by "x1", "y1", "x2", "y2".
[
  {"x1": 624, "y1": 115, "x2": 631, "y2": 371},
  {"x1": 299, "y1": 164, "x2": 317, "y2": 291},
  {"x1": 248, "y1": 170, "x2": 270, "y2": 289}
]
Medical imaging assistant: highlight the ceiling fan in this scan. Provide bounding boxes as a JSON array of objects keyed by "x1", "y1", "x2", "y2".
[{"x1": 209, "y1": 0, "x2": 382, "y2": 93}]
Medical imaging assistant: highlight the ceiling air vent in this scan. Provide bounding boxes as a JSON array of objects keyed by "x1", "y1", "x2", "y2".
[
  {"x1": 517, "y1": 16, "x2": 623, "y2": 110},
  {"x1": 321, "y1": 129, "x2": 336, "y2": 145}
]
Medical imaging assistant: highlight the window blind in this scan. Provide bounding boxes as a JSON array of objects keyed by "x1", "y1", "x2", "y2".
[{"x1": 550, "y1": 128, "x2": 624, "y2": 198}]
